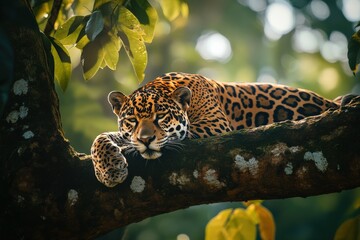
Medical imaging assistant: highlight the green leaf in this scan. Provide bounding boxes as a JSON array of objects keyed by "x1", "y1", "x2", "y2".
[
  {"x1": 49, "y1": 37, "x2": 72, "y2": 91},
  {"x1": 118, "y1": 7, "x2": 147, "y2": 81},
  {"x1": 334, "y1": 216, "x2": 360, "y2": 240},
  {"x1": 81, "y1": 37, "x2": 105, "y2": 80},
  {"x1": 127, "y1": 0, "x2": 158, "y2": 43},
  {"x1": 75, "y1": 26, "x2": 90, "y2": 49},
  {"x1": 80, "y1": 28, "x2": 121, "y2": 78},
  {"x1": 102, "y1": 31, "x2": 122, "y2": 70},
  {"x1": 54, "y1": 16, "x2": 85, "y2": 44},
  {"x1": 85, "y1": 10, "x2": 104, "y2": 41},
  {"x1": 54, "y1": 15, "x2": 91, "y2": 49}
]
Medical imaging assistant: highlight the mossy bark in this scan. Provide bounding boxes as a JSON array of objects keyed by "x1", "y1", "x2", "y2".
[{"x1": 1, "y1": 1, "x2": 360, "y2": 239}]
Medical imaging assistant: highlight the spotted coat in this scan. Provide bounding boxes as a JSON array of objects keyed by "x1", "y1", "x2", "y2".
[{"x1": 91, "y1": 72, "x2": 339, "y2": 187}]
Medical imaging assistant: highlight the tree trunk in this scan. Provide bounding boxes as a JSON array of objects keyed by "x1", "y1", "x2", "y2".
[{"x1": 1, "y1": 1, "x2": 360, "y2": 239}]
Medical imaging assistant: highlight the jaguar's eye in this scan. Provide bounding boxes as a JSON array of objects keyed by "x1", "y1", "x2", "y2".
[
  {"x1": 157, "y1": 113, "x2": 167, "y2": 119},
  {"x1": 126, "y1": 117, "x2": 137, "y2": 123}
]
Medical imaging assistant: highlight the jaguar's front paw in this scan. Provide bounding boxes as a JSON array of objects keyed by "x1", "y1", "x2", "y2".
[
  {"x1": 91, "y1": 134, "x2": 129, "y2": 187},
  {"x1": 94, "y1": 165, "x2": 128, "y2": 187},
  {"x1": 92, "y1": 151, "x2": 128, "y2": 187}
]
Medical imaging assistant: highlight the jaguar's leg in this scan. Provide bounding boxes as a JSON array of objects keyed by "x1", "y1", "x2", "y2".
[{"x1": 91, "y1": 132, "x2": 128, "y2": 187}]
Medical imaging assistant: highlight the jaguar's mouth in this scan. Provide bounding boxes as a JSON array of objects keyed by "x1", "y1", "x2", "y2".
[{"x1": 140, "y1": 149, "x2": 162, "y2": 160}]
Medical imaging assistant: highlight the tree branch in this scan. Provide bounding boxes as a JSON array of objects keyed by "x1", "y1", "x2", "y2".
[
  {"x1": 1, "y1": 1, "x2": 360, "y2": 239},
  {"x1": 29, "y1": 99, "x2": 360, "y2": 239},
  {"x1": 44, "y1": 0, "x2": 63, "y2": 36}
]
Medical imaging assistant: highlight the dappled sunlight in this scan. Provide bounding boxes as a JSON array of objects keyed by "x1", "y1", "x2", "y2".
[{"x1": 195, "y1": 31, "x2": 232, "y2": 63}]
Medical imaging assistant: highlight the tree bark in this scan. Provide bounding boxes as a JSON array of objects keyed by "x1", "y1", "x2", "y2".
[{"x1": 1, "y1": 1, "x2": 360, "y2": 239}]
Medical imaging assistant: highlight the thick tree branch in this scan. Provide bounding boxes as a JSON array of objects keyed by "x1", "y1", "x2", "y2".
[
  {"x1": 4, "y1": 94, "x2": 360, "y2": 239},
  {"x1": 1, "y1": 1, "x2": 360, "y2": 239}
]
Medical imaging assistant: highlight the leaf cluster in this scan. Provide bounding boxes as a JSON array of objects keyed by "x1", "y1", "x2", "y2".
[
  {"x1": 205, "y1": 201, "x2": 275, "y2": 240},
  {"x1": 32, "y1": 0, "x2": 188, "y2": 90}
]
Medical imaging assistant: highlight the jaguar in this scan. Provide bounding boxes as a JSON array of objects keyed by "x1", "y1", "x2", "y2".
[{"x1": 91, "y1": 72, "x2": 344, "y2": 187}]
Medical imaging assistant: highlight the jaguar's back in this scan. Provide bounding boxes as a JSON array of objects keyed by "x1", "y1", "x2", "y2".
[{"x1": 152, "y1": 72, "x2": 339, "y2": 138}]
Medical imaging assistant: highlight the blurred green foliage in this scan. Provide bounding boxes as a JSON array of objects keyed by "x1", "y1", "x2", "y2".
[
  {"x1": 35, "y1": 0, "x2": 187, "y2": 87},
  {"x1": 53, "y1": 0, "x2": 360, "y2": 239}
]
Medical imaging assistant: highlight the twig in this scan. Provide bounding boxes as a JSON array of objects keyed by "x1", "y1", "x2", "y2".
[{"x1": 44, "y1": 0, "x2": 63, "y2": 36}]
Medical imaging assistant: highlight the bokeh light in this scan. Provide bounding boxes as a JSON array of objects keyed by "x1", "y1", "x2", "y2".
[
  {"x1": 265, "y1": 2, "x2": 295, "y2": 40},
  {"x1": 195, "y1": 31, "x2": 232, "y2": 63},
  {"x1": 342, "y1": 0, "x2": 360, "y2": 22},
  {"x1": 292, "y1": 27, "x2": 322, "y2": 53},
  {"x1": 177, "y1": 233, "x2": 190, "y2": 240},
  {"x1": 320, "y1": 31, "x2": 348, "y2": 63},
  {"x1": 309, "y1": 0, "x2": 330, "y2": 20}
]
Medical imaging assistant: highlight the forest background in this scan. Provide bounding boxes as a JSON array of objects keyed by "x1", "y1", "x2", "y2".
[{"x1": 42, "y1": 0, "x2": 360, "y2": 239}]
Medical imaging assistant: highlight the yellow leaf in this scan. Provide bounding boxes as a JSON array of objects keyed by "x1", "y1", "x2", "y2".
[
  {"x1": 206, "y1": 208, "x2": 257, "y2": 240},
  {"x1": 255, "y1": 205, "x2": 276, "y2": 240},
  {"x1": 232, "y1": 208, "x2": 257, "y2": 240},
  {"x1": 334, "y1": 216, "x2": 360, "y2": 240},
  {"x1": 205, "y1": 209, "x2": 233, "y2": 240},
  {"x1": 243, "y1": 200, "x2": 264, "y2": 207},
  {"x1": 245, "y1": 204, "x2": 260, "y2": 225}
]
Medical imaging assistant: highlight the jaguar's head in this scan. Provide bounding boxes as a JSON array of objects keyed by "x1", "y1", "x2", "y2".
[{"x1": 108, "y1": 86, "x2": 191, "y2": 159}]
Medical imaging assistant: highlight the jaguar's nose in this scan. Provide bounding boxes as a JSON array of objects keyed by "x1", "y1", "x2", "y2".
[{"x1": 138, "y1": 135, "x2": 156, "y2": 146}]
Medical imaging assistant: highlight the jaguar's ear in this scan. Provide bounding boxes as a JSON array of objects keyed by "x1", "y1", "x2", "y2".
[
  {"x1": 108, "y1": 91, "x2": 128, "y2": 115},
  {"x1": 172, "y1": 87, "x2": 192, "y2": 111}
]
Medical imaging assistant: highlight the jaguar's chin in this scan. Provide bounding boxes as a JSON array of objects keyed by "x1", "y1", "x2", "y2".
[{"x1": 140, "y1": 149, "x2": 162, "y2": 160}]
